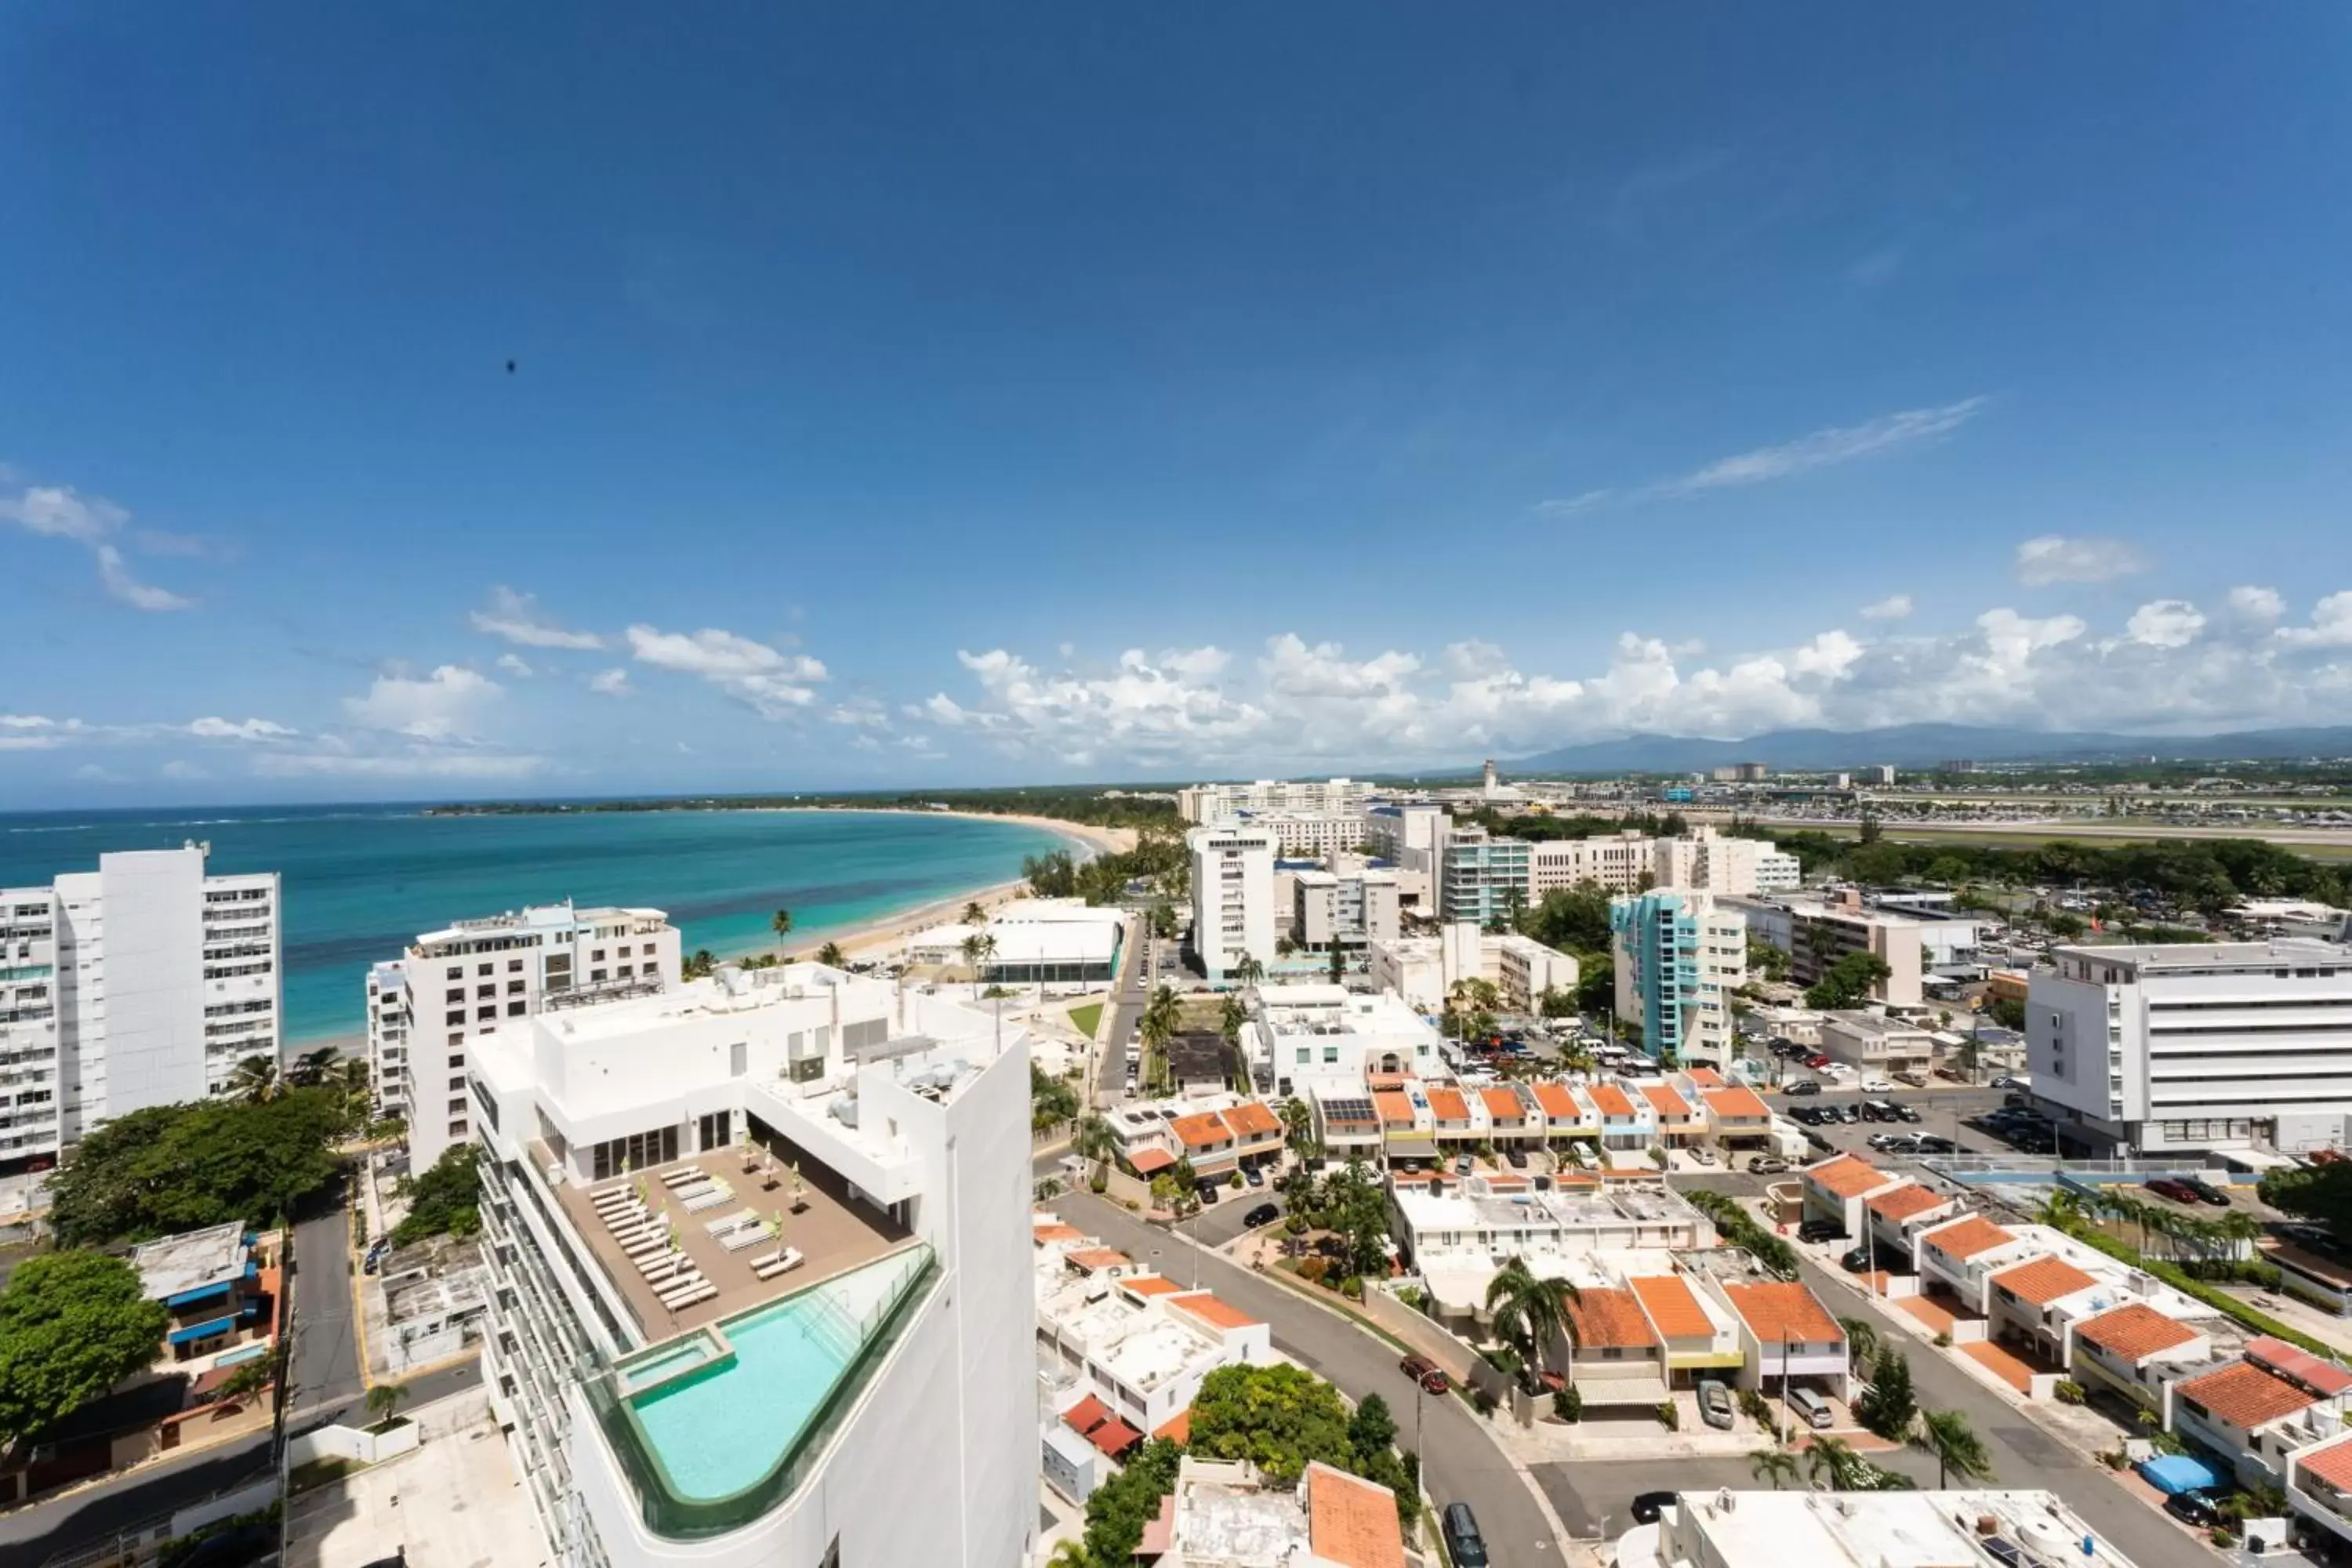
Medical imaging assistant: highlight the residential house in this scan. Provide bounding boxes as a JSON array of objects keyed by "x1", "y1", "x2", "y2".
[
  {"x1": 1628, "y1": 1272, "x2": 1746, "y2": 1389},
  {"x1": 1799, "y1": 1153, "x2": 1903, "y2": 1238},
  {"x1": 1714, "y1": 1281, "x2": 1851, "y2": 1401},
  {"x1": 2067, "y1": 1304, "x2": 2212, "y2": 1415}
]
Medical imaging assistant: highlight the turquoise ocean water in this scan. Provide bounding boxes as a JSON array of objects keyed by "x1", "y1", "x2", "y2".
[{"x1": 0, "y1": 805, "x2": 1072, "y2": 1045}]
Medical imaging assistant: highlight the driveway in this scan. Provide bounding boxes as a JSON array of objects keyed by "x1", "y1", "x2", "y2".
[
  {"x1": 1056, "y1": 1191, "x2": 1560, "y2": 1566},
  {"x1": 1095, "y1": 916, "x2": 1146, "y2": 1108}
]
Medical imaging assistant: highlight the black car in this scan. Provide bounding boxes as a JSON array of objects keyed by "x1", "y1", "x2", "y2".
[
  {"x1": 1797, "y1": 1219, "x2": 1846, "y2": 1244},
  {"x1": 1243, "y1": 1202, "x2": 1279, "y2": 1228},
  {"x1": 1442, "y1": 1503, "x2": 1490, "y2": 1567},
  {"x1": 1243, "y1": 1165, "x2": 1265, "y2": 1188},
  {"x1": 1197, "y1": 1181, "x2": 1220, "y2": 1204},
  {"x1": 2163, "y1": 1491, "x2": 2223, "y2": 1527},
  {"x1": 1894, "y1": 1104, "x2": 1923, "y2": 1123},
  {"x1": 2182, "y1": 1177, "x2": 2230, "y2": 1207},
  {"x1": 1505, "y1": 1149, "x2": 1530, "y2": 1169},
  {"x1": 1784, "y1": 1080, "x2": 1821, "y2": 1096},
  {"x1": 1629, "y1": 1490, "x2": 1678, "y2": 1526},
  {"x1": 1835, "y1": 1103, "x2": 1861, "y2": 1124},
  {"x1": 1841, "y1": 1244, "x2": 1873, "y2": 1272}
]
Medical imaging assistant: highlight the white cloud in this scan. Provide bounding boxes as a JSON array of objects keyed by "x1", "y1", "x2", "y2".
[
  {"x1": 251, "y1": 750, "x2": 546, "y2": 780},
  {"x1": 1532, "y1": 489, "x2": 1616, "y2": 519},
  {"x1": 587, "y1": 668, "x2": 633, "y2": 699},
  {"x1": 2227, "y1": 586, "x2": 2285, "y2": 622},
  {"x1": 186, "y1": 717, "x2": 299, "y2": 742},
  {"x1": 625, "y1": 624, "x2": 828, "y2": 717},
  {"x1": 495, "y1": 653, "x2": 535, "y2": 677},
  {"x1": 826, "y1": 698, "x2": 891, "y2": 728},
  {"x1": 343, "y1": 665, "x2": 501, "y2": 742},
  {"x1": 1858, "y1": 594, "x2": 1913, "y2": 621},
  {"x1": 470, "y1": 586, "x2": 604, "y2": 649},
  {"x1": 2013, "y1": 535, "x2": 2150, "y2": 586},
  {"x1": 1, "y1": 481, "x2": 196, "y2": 611},
  {"x1": 2124, "y1": 599, "x2": 2205, "y2": 649},
  {"x1": 2277, "y1": 591, "x2": 2352, "y2": 648},
  {"x1": 1654, "y1": 397, "x2": 1988, "y2": 496}
]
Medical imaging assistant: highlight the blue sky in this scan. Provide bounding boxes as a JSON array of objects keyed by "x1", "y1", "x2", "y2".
[{"x1": 5, "y1": 2, "x2": 2351, "y2": 805}]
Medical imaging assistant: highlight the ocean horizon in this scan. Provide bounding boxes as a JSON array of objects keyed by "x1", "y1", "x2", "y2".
[{"x1": 0, "y1": 803, "x2": 1076, "y2": 1046}]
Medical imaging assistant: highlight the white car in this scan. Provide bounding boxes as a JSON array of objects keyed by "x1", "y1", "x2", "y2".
[
  {"x1": 1860, "y1": 1077, "x2": 1896, "y2": 1093},
  {"x1": 1818, "y1": 1062, "x2": 1857, "y2": 1080}
]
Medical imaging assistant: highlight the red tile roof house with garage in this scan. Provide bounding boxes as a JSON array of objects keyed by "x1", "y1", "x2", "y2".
[
  {"x1": 1798, "y1": 1152, "x2": 1904, "y2": 1238},
  {"x1": 2173, "y1": 1339, "x2": 2352, "y2": 1491},
  {"x1": 2067, "y1": 1302, "x2": 2211, "y2": 1414}
]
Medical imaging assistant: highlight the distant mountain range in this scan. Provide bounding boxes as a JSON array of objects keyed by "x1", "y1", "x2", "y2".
[{"x1": 1510, "y1": 723, "x2": 2352, "y2": 775}]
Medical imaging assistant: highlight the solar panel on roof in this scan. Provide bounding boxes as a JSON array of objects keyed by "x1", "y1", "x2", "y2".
[{"x1": 1323, "y1": 1097, "x2": 1375, "y2": 1122}]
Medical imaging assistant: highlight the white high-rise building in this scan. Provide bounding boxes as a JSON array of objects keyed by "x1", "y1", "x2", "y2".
[
  {"x1": 367, "y1": 902, "x2": 680, "y2": 1174},
  {"x1": 1650, "y1": 826, "x2": 1802, "y2": 897},
  {"x1": 471, "y1": 962, "x2": 1035, "y2": 1568},
  {"x1": 1610, "y1": 888, "x2": 1748, "y2": 1067},
  {"x1": 2029, "y1": 938, "x2": 2352, "y2": 1156},
  {"x1": 1178, "y1": 778, "x2": 1369, "y2": 825},
  {"x1": 0, "y1": 845, "x2": 279, "y2": 1214},
  {"x1": 1188, "y1": 823, "x2": 1278, "y2": 983},
  {"x1": 1290, "y1": 863, "x2": 1400, "y2": 960},
  {"x1": 1529, "y1": 833, "x2": 1657, "y2": 895}
]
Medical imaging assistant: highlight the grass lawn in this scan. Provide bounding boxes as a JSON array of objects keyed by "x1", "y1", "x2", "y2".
[{"x1": 1066, "y1": 1001, "x2": 1104, "y2": 1039}]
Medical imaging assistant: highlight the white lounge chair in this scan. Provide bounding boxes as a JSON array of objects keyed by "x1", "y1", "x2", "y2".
[
  {"x1": 622, "y1": 1236, "x2": 670, "y2": 1261},
  {"x1": 681, "y1": 1186, "x2": 730, "y2": 1213},
  {"x1": 703, "y1": 1208, "x2": 757, "y2": 1236},
  {"x1": 720, "y1": 1225, "x2": 769, "y2": 1252},
  {"x1": 640, "y1": 1254, "x2": 688, "y2": 1280},
  {"x1": 658, "y1": 1275, "x2": 712, "y2": 1306},
  {"x1": 753, "y1": 1247, "x2": 805, "y2": 1281},
  {"x1": 660, "y1": 1167, "x2": 705, "y2": 1189},
  {"x1": 661, "y1": 1282, "x2": 717, "y2": 1312}
]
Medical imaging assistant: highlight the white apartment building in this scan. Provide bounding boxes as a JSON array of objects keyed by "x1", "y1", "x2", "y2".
[
  {"x1": 2028, "y1": 938, "x2": 2352, "y2": 1156},
  {"x1": 1230, "y1": 811, "x2": 1367, "y2": 858},
  {"x1": 1290, "y1": 864, "x2": 1400, "y2": 959},
  {"x1": 368, "y1": 902, "x2": 679, "y2": 1174},
  {"x1": 1188, "y1": 824, "x2": 1278, "y2": 984},
  {"x1": 1369, "y1": 922, "x2": 1577, "y2": 1014},
  {"x1": 470, "y1": 961, "x2": 1034, "y2": 1568},
  {"x1": 1178, "y1": 778, "x2": 1370, "y2": 825},
  {"x1": 1530, "y1": 833, "x2": 1657, "y2": 895},
  {"x1": 1631, "y1": 1490, "x2": 2143, "y2": 1568},
  {"x1": 1, "y1": 845, "x2": 279, "y2": 1215},
  {"x1": 1726, "y1": 890, "x2": 1927, "y2": 1007},
  {"x1": 903, "y1": 898, "x2": 1123, "y2": 989},
  {"x1": 1650, "y1": 827, "x2": 1802, "y2": 898},
  {"x1": 1249, "y1": 984, "x2": 1443, "y2": 1096}
]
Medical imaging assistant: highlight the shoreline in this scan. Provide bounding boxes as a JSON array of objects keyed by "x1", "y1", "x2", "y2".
[{"x1": 284, "y1": 808, "x2": 1137, "y2": 1051}]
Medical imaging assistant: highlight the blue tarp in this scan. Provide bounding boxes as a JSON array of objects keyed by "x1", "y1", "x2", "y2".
[
  {"x1": 2136, "y1": 1454, "x2": 2220, "y2": 1495},
  {"x1": 168, "y1": 1314, "x2": 237, "y2": 1345}
]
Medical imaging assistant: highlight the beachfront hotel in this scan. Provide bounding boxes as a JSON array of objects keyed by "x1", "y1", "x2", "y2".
[
  {"x1": 470, "y1": 959, "x2": 1035, "y2": 1568},
  {"x1": 366, "y1": 901, "x2": 681, "y2": 1174},
  {"x1": 1, "y1": 844, "x2": 280, "y2": 1218}
]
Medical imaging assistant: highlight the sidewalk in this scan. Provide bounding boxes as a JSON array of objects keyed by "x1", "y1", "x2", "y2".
[{"x1": 284, "y1": 1389, "x2": 542, "y2": 1568}]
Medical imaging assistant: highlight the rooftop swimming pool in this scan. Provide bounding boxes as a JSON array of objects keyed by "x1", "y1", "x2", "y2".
[{"x1": 613, "y1": 1243, "x2": 933, "y2": 1507}]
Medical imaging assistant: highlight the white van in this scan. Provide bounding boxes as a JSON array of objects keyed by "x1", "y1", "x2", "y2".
[{"x1": 1788, "y1": 1387, "x2": 1835, "y2": 1428}]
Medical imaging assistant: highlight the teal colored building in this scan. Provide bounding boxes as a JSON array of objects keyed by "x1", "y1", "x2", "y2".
[{"x1": 1610, "y1": 888, "x2": 1744, "y2": 1066}]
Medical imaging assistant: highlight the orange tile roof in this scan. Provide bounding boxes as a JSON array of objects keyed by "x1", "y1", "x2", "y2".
[
  {"x1": 1867, "y1": 1185, "x2": 1951, "y2": 1223},
  {"x1": 1306, "y1": 1462, "x2": 1407, "y2": 1568},
  {"x1": 1365, "y1": 1073, "x2": 1413, "y2": 1091},
  {"x1": 1702, "y1": 1085, "x2": 1769, "y2": 1120},
  {"x1": 1629, "y1": 1274, "x2": 1714, "y2": 1340},
  {"x1": 1426, "y1": 1087, "x2": 1471, "y2": 1122},
  {"x1": 1374, "y1": 1091, "x2": 1417, "y2": 1127},
  {"x1": 1566, "y1": 1288, "x2": 1658, "y2": 1351},
  {"x1": 1480, "y1": 1087, "x2": 1524, "y2": 1120},
  {"x1": 2177, "y1": 1361, "x2": 2318, "y2": 1429},
  {"x1": 1086, "y1": 1416, "x2": 1143, "y2": 1457},
  {"x1": 1588, "y1": 1083, "x2": 1635, "y2": 1118},
  {"x1": 1033, "y1": 1221, "x2": 1086, "y2": 1243},
  {"x1": 1532, "y1": 1083, "x2": 1584, "y2": 1120},
  {"x1": 1171, "y1": 1111, "x2": 1234, "y2": 1149},
  {"x1": 1922, "y1": 1214, "x2": 2016, "y2": 1261},
  {"x1": 1066, "y1": 1247, "x2": 1131, "y2": 1271},
  {"x1": 1153, "y1": 1408, "x2": 1192, "y2": 1445},
  {"x1": 1722, "y1": 1282, "x2": 1843, "y2": 1345},
  {"x1": 2075, "y1": 1303, "x2": 2201, "y2": 1362},
  {"x1": 1642, "y1": 1084, "x2": 1691, "y2": 1118},
  {"x1": 1062, "y1": 1393, "x2": 1113, "y2": 1435},
  {"x1": 1121, "y1": 1275, "x2": 1186, "y2": 1298},
  {"x1": 2249, "y1": 1338, "x2": 2352, "y2": 1397},
  {"x1": 1221, "y1": 1102, "x2": 1283, "y2": 1138},
  {"x1": 1128, "y1": 1147, "x2": 1176, "y2": 1174},
  {"x1": 1806, "y1": 1153, "x2": 1894, "y2": 1200},
  {"x1": 2297, "y1": 1436, "x2": 2352, "y2": 1496},
  {"x1": 1683, "y1": 1067, "x2": 1726, "y2": 1088},
  {"x1": 1991, "y1": 1256, "x2": 2100, "y2": 1307},
  {"x1": 1172, "y1": 1294, "x2": 1262, "y2": 1333}
]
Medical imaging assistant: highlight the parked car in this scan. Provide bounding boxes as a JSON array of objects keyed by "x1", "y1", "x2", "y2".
[
  {"x1": 1196, "y1": 1181, "x2": 1221, "y2": 1204},
  {"x1": 2146, "y1": 1177, "x2": 2201, "y2": 1206},
  {"x1": 1835, "y1": 1103, "x2": 1861, "y2": 1124},
  {"x1": 1243, "y1": 1165, "x2": 1265, "y2": 1188},
  {"x1": 1687, "y1": 1146, "x2": 1717, "y2": 1166},
  {"x1": 1991, "y1": 1075, "x2": 2027, "y2": 1089},
  {"x1": 1805, "y1": 1054, "x2": 1832, "y2": 1069},
  {"x1": 1748, "y1": 1156, "x2": 1790, "y2": 1174},
  {"x1": 1505, "y1": 1149, "x2": 1530, "y2": 1170},
  {"x1": 1401, "y1": 1354, "x2": 1450, "y2": 1394},
  {"x1": 2163, "y1": 1491, "x2": 2223, "y2": 1528},
  {"x1": 1455, "y1": 1155, "x2": 1475, "y2": 1177},
  {"x1": 1893, "y1": 1070, "x2": 1929, "y2": 1087},
  {"x1": 1894, "y1": 1103, "x2": 1923, "y2": 1123},
  {"x1": 1697, "y1": 1380, "x2": 1734, "y2": 1429},
  {"x1": 1841, "y1": 1244, "x2": 1873, "y2": 1272},
  {"x1": 2181, "y1": 1177, "x2": 2230, "y2": 1206},
  {"x1": 1915, "y1": 1134, "x2": 1958, "y2": 1154},
  {"x1": 1797, "y1": 1219, "x2": 1846, "y2": 1244},
  {"x1": 1783, "y1": 1080, "x2": 1821, "y2": 1097},
  {"x1": 1243, "y1": 1202, "x2": 1279, "y2": 1228},
  {"x1": 1442, "y1": 1503, "x2": 1490, "y2": 1567},
  {"x1": 1860, "y1": 1078, "x2": 1896, "y2": 1093},
  {"x1": 1629, "y1": 1491, "x2": 1679, "y2": 1526}
]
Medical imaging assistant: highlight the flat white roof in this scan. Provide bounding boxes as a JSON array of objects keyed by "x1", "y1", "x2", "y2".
[
  {"x1": 1662, "y1": 1488, "x2": 2139, "y2": 1568},
  {"x1": 133, "y1": 1221, "x2": 249, "y2": 1301}
]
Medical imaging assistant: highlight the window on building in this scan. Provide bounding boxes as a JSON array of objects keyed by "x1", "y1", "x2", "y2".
[
  {"x1": 730, "y1": 1041, "x2": 748, "y2": 1078},
  {"x1": 477, "y1": 963, "x2": 493, "y2": 977},
  {"x1": 445, "y1": 988, "x2": 463, "y2": 1004},
  {"x1": 508, "y1": 958, "x2": 524, "y2": 972},
  {"x1": 445, "y1": 965, "x2": 461, "y2": 980},
  {"x1": 507, "y1": 1000, "x2": 526, "y2": 1016}
]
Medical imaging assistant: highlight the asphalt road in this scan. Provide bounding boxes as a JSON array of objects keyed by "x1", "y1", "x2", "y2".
[
  {"x1": 1095, "y1": 916, "x2": 1148, "y2": 1108},
  {"x1": 1055, "y1": 1191, "x2": 1561, "y2": 1566}
]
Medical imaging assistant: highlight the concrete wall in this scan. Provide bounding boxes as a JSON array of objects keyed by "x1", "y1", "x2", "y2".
[{"x1": 289, "y1": 1420, "x2": 423, "y2": 1468}]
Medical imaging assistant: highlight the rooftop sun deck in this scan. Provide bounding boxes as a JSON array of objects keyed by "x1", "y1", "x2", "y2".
[{"x1": 543, "y1": 1137, "x2": 910, "y2": 1340}]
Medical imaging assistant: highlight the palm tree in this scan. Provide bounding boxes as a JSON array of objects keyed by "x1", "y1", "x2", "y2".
[
  {"x1": 1219, "y1": 994, "x2": 1247, "y2": 1044},
  {"x1": 1913, "y1": 1409, "x2": 1993, "y2": 1488},
  {"x1": 1806, "y1": 1435, "x2": 1870, "y2": 1491},
  {"x1": 960, "y1": 932, "x2": 997, "y2": 999},
  {"x1": 816, "y1": 940, "x2": 847, "y2": 967},
  {"x1": 1140, "y1": 984, "x2": 1182, "y2": 1094},
  {"x1": 1232, "y1": 953, "x2": 1265, "y2": 989},
  {"x1": 1279, "y1": 1096, "x2": 1313, "y2": 1153},
  {"x1": 771, "y1": 908, "x2": 793, "y2": 957},
  {"x1": 1749, "y1": 1445, "x2": 1802, "y2": 1491},
  {"x1": 683, "y1": 948, "x2": 716, "y2": 980},
  {"x1": 228, "y1": 1054, "x2": 281, "y2": 1104},
  {"x1": 1484, "y1": 1256, "x2": 1582, "y2": 1383},
  {"x1": 2036, "y1": 1189, "x2": 2086, "y2": 1232},
  {"x1": 1838, "y1": 1316, "x2": 1879, "y2": 1380},
  {"x1": 964, "y1": 901, "x2": 989, "y2": 927},
  {"x1": 287, "y1": 1045, "x2": 339, "y2": 1087},
  {"x1": 365, "y1": 1381, "x2": 408, "y2": 1428},
  {"x1": 1073, "y1": 1115, "x2": 1118, "y2": 1182}
]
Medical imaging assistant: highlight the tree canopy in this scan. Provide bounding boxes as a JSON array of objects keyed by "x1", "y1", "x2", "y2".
[
  {"x1": 46, "y1": 1087, "x2": 347, "y2": 1247},
  {"x1": 1806, "y1": 951, "x2": 1893, "y2": 1011},
  {"x1": 1078, "y1": 1437, "x2": 1184, "y2": 1564},
  {"x1": 1187, "y1": 1363, "x2": 1356, "y2": 1487},
  {"x1": 1519, "y1": 880, "x2": 1613, "y2": 954},
  {"x1": 390, "y1": 1144, "x2": 482, "y2": 1247},
  {"x1": 0, "y1": 1250, "x2": 170, "y2": 1446},
  {"x1": 2262, "y1": 1162, "x2": 2352, "y2": 1238}
]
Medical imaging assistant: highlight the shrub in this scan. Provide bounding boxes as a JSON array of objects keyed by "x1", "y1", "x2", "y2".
[
  {"x1": 1553, "y1": 1386, "x2": 1582, "y2": 1424},
  {"x1": 1230, "y1": 1171, "x2": 1243, "y2": 1189},
  {"x1": 1737, "y1": 1387, "x2": 1773, "y2": 1425},
  {"x1": 1298, "y1": 1258, "x2": 1330, "y2": 1286},
  {"x1": 2054, "y1": 1380, "x2": 2085, "y2": 1406},
  {"x1": 1472, "y1": 1388, "x2": 1497, "y2": 1416},
  {"x1": 1934, "y1": 1331, "x2": 1953, "y2": 1348},
  {"x1": 1340, "y1": 1276, "x2": 1363, "y2": 1300},
  {"x1": 1656, "y1": 1399, "x2": 1679, "y2": 1431}
]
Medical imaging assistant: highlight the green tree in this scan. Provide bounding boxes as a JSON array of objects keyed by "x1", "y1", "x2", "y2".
[
  {"x1": 227, "y1": 1054, "x2": 282, "y2": 1104},
  {"x1": 1232, "y1": 953, "x2": 1266, "y2": 988},
  {"x1": 1746, "y1": 937, "x2": 1790, "y2": 982},
  {"x1": 0, "y1": 1251, "x2": 170, "y2": 1446},
  {"x1": 1081, "y1": 1437, "x2": 1183, "y2": 1563},
  {"x1": 1188, "y1": 1363, "x2": 1356, "y2": 1486},
  {"x1": 366, "y1": 1381, "x2": 408, "y2": 1428},
  {"x1": 963, "y1": 901, "x2": 989, "y2": 926},
  {"x1": 1838, "y1": 1316, "x2": 1879, "y2": 1380},
  {"x1": 285, "y1": 1046, "x2": 341, "y2": 1088},
  {"x1": 1140, "y1": 984, "x2": 1182, "y2": 1094},
  {"x1": 2262, "y1": 1162, "x2": 2352, "y2": 1238},
  {"x1": 391, "y1": 1144, "x2": 482, "y2": 1247},
  {"x1": 1806, "y1": 951, "x2": 1893, "y2": 1011},
  {"x1": 770, "y1": 908, "x2": 793, "y2": 954},
  {"x1": 1573, "y1": 949, "x2": 1615, "y2": 1017},
  {"x1": 1914, "y1": 1408, "x2": 1993, "y2": 1488},
  {"x1": 1806, "y1": 1434, "x2": 1871, "y2": 1490},
  {"x1": 682, "y1": 948, "x2": 717, "y2": 980},
  {"x1": 1854, "y1": 1347, "x2": 1918, "y2": 1439},
  {"x1": 1347, "y1": 1392, "x2": 1398, "y2": 1457},
  {"x1": 1030, "y1": 1061, "x2": 1080, "y2": 1133},
  {"x1": 1522, "y1": 880, "x2": 1613, "y2": 953},
  {"x1": 815, "y1": 940, "x2": 847, "y2": 967},
  {"x1": 48, "y1": 1090, "x2": 346, "y2": 1246},
  {"x1": 1750, "y1": 1445, "x2": 1801, "y2": 1490},
  {"x1": 1073, "y1": 1114, "x2": 1118, "y2": 1183},
  {"x1": 1484, "y1": 1256, "x2": 1581, "y2": 1381}
]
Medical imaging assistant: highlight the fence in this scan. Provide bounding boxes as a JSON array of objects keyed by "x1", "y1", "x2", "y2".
[{"x1": 287, "y1": 1418, "x2": 420, "y2": 1469}]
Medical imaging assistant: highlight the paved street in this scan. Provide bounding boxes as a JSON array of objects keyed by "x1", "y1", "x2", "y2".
[
  {"x1": 1055, "y1": 1191, "x2": 1562, "y2": 1566},
  {"x1": 1094, "y1": 915, "x2": 1147, "y2": 1108}
]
